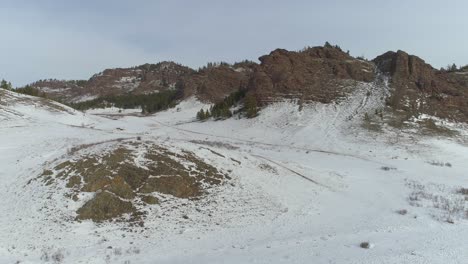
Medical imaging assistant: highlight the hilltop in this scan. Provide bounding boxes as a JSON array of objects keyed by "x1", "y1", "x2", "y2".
[{"x1": 21, "y1": 44, "x2": 468, "y2": 124}]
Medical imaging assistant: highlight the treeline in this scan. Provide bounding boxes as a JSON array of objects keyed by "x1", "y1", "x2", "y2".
[
  {"x1": 0, "y1": 79, "x2": 13, "y2": 90},
  {"x1": 198, "y1": 61, "x2": 231, "y2": 72},
  {"x1": 196, "y1": 89, "x2": 258, "y2": 120},
  {"x1": 15, "y1": 85, "x2": 47, "y2": 97},
  {"x1": 1, "y1": 80, "x2": 50, "y2": 100},
  {"x1": 197, "y1": 60, "x2": 257, "y2": 72},
  {"x1": 70, "y1": 90, "x2": 179, "y2": 114},
  {"x1": 440, "y1": 63, "x2": 468, "y2": 72},
  {"x1": 31, "y1": 79, "x2": 88, "y2": 87}
]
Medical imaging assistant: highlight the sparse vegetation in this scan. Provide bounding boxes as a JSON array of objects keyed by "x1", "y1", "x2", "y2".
[
  {"x1": 427, "y1": 161, "x2": 452, "y2": 167},
  {"x1": 15, "y1": 85, "x2": 47, "y2": 97},
  {"x1": 407, "y1": 180, "x2": 466, "y2": 223},
  {"x1": 396, "y1": 209, "x2": 408, "y2": 215},
  {"x1": 362, "y1": 112, "x2": 382, "y2": 132},
  {"x1": 196, "y1": 89, "x2": 259, "y2": 120},
  {"x1": 77, "y1": 192, "x2": 136, "y2": 222},
  {"x1": 381, "y1": 166, "x2": 397, "y2": 171},
  {"x1": 259, "y1": 163, "x2": 278, "y2": 174},
  {"x1": 198, "y1": 61, "x2": 231, "y2": 71},
  {"x1": 140, "y1": 195, "x2": 159, "y2": 205},
  {"x1": 41, "y1": 142, "x2": 228, "y2": 222},
  {"x1": 0, "y1": 79, "x2": 13, "y2": 90},
  {"x1": 364, "y1": 113, "x2": 371, "y2": 122},
  {"x1": 70, "y1": 90, "x2": 179, "y2": 114},
  {"x1": 41, "y1": 248, "x2": 65, "y2": 263},
  {"x1": 418, "y1": 119, "x2": 457, "y2": 137},
  {"x1": 457, "y1": 188, "x2": 468, "y2": 196}
]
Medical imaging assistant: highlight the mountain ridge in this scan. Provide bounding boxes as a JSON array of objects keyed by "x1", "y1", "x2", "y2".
[{"x1": 19, "y1": 44, "x2": 468, "y2": 123}]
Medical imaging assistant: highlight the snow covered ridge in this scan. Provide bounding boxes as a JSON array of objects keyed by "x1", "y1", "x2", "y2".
[
  {"x1": 0, "y1": 88, "x2": 90, "y2": 126},
  {"x1": 1, "y1": 88, "x2": 468, "y2": 263}
]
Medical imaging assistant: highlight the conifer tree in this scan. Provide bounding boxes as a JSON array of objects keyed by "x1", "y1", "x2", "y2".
[{"x1": 244, "y1": 94, "x2": 258, "y2": 118}]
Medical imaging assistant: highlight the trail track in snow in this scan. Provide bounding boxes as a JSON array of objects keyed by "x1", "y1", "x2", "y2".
[
  {"x1": 251, "y1": 154, "x2": 331, "y2": 189},
  {"x1": 152, "y1": 119, "x2": 388, "y2": 166}
]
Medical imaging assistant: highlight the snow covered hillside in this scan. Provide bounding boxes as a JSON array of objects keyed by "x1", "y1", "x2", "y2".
[{"x1": 0, "y1": 88, "x2": 467, "y2": 264}]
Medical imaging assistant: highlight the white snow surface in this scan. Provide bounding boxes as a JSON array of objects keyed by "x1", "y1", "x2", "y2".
[{"x1": 0, "y1": 88, "x2": 467, "y2": 263}]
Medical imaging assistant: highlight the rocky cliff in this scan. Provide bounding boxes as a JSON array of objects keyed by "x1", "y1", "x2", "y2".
[
  {"x1": 248, "y1": 46, "x2": 375, "y2": 104},
  {"x1": 25, "y1": 44, "x2": 468, "y2": 123},
  {"x1": 181, "y1": 62, "x2": 254, "y2": 102},
  {"x1": 373, "y1": 50, "x2": 468, "y2": 122},
  {"x1": 30, "y1": 62, "x2": 194, "y2": 103},
  {"x1": 29, "y1": 61, "x2": 254, "y2": 104}
]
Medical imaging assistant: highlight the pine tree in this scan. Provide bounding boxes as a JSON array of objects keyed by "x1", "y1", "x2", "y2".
[
  {"x1": 244, "y1": 94, "x2": 258, "y2": 118},
  {"x1": 197, "y1": 109, "x2": 210, "y2": 120},
  {"x1": 0, "y1": 79, "x2": 12, "y2": 90},
  {"x1": 450, "y1": 63, "x2": 458, "y2": 71},
  {"x1": 204, "y1": 109, "x2": 211, "y2": 119}
]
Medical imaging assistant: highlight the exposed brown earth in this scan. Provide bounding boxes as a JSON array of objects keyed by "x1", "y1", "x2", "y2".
[{"x1": 40, "y1": 142, "x2": 228, "y2": 222}]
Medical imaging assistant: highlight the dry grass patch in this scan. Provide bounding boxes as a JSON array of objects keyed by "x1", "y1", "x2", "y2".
[
  {"x1": 76, "y1": 192, "x2": 136, "y2": 222},
  {"x1": 40, "y1": 141, "x2": 228, "y2": 222}
]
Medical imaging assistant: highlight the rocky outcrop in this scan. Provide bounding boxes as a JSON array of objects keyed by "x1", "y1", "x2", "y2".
[
  {"x1": 28, "y1": 46, "x2": 377, "y2": 105},
  {"x1": 29, "y1": 79, "x2": 87, "y2": 103},
  {"x1": 248, "y1": 46, "x2": 375, "y2": 104},
  {"x1": 85, "y1": 62, "x2": 194, "y2": 97},
  {"x1": 30, "y1": 62, "x2": 194, "y2": 103},
  {"x1": 181, "y1": 63, "x2": 254, "y2": 103},
  {"x1": 25, "y1": 45, "x2": 468, "y2": 123},
  {"x1": 28, "y1": 61, "x2": 252, "y2": 104},
  {"x1": 373, "y1": 50, "x2": 468, "y2": 122}
]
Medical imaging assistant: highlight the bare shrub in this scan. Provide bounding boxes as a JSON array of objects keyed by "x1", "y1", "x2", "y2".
[
  {"x1": 126, "y1": 247, "x2": 140, "y2": 254},
  {"x1": 51, "y1": 251, "x2": 65, "y2": 263},
  {"x1": 427, "y1": 161, "x2": 452, "y2": 167},
  {"x1": 113, "y1": 247, "x2": 122, "y2": 256},
  {"x1": 406, "y1": 180, "x2": 466, "y2": 222},
  {"x1": 259, "y1": 163, "x2": 278, "y2": 174},
  {"x1": 457, "y1": 188, "x2": 468, "y2": 195},
  {"x1": 41, "y1": 249, "x2": 65, "y2": 263},
  {"x1": 396, "y1": 209, "x2": 408, "y2": 215}
]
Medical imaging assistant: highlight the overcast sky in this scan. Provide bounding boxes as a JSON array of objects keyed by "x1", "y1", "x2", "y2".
[{"x1": 1, "y1": 0, "x2": 467, "y2": 86}]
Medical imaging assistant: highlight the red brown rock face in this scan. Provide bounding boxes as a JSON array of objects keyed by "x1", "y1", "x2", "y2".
[
  {"x1": 85, "y1": 62, "x2": 194, "y2": 97},
  {"x1": 248, "y1": 47, "x2": 375, "y2": 104},
  {"x1": 25, "y1": 45, "x2": 468, "y2": 123},
  {"x1": 373, "y1": 51, "x2": 468, "y2": 122},
  {"x1": 181, "y1": 64, "x2": 254, "y2": 103},
  {"x1": 30, "y1": 62, "x2": 194, "y2": 103},
  {"x1": 29, "y1": 61, "x2": 253, "y2": 104}
]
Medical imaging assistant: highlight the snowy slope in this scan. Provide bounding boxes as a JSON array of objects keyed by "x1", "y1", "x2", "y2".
[{"x1": 0, "y1": 88, "x2": 467, "y2": 264}]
